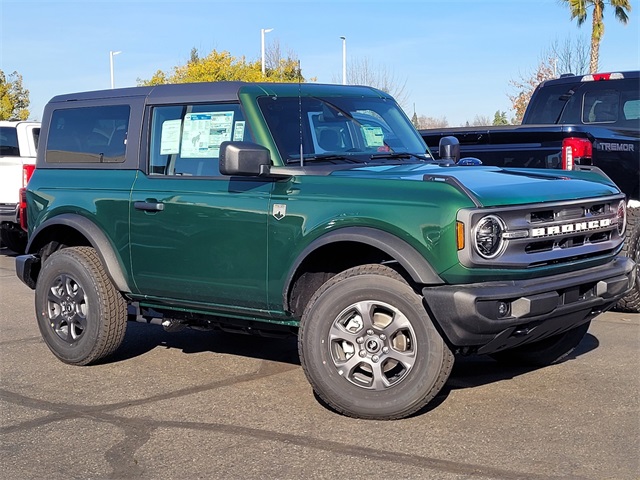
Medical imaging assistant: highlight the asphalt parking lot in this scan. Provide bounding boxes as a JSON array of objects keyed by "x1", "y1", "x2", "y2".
[{"x1": 1, "y1": 246, "x2": 638, "y2": 480}]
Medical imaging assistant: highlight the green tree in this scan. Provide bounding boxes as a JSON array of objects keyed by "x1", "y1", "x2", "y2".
[
  {"x1": 138, "y1": 48, "x2": 305, "y2": 86},
  {"x1": 561, "y1": 0, "x2": 632, "y2": 73},
  {"x1": 0, "y1": 70, "x2": 30, "y2": 120},
  {"x1": 411, "y1": 110, "x2": 419, "y2": 129},
  {"x1": 493, "y1": 110, "x2": 509, "y2": 125}
]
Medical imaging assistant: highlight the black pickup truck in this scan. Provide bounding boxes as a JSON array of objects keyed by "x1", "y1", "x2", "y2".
[{"x1": 421, "y1": 71, "x2": 639, "y2": 312}]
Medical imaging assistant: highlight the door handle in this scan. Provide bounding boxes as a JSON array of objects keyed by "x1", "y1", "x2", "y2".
[{"x1": 134, "y1": 201, "x2": 165, "y2": 212}]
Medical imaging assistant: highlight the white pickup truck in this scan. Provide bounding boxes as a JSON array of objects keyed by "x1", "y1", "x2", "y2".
[{"x1": 0, "y1": 120, "x2": 40, "y2": 253}]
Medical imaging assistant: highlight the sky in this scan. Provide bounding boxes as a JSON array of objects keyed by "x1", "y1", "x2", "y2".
[{"x1": 1, "y1": 0, "x2": 638, "y2": 126}]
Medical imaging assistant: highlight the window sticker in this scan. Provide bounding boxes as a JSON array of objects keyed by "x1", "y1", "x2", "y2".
[
  {"x1": 160, "y1": 119, "x2": 182, "y2": 155},
  {"x1": 233, "y1": 121, "x2": 246, "y2": 141},
  {"x1": 362, "y1": 126, "x2": 385, "y2": 147},
  {"x1": 181, "y1": 111, "x2": 234, "y2": 158}
]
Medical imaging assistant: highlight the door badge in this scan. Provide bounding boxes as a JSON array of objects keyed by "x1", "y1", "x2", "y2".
[{"x1": 272, "y1": 204, "x2": 287, "y2": 220}]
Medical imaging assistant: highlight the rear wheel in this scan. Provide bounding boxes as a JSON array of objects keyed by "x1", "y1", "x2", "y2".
[
  {"x1": 35, "y1": 246, "x2": 127, "y2": 365},
  {"x1": 616, "y1": 206, "x2": 639, "y2": 313},
  {"x1": 490, "y1": 321, "x2": 590, "y2": 367},
  {"x1": 299, "y1": 264, "x2": 453, "y2": 420}
]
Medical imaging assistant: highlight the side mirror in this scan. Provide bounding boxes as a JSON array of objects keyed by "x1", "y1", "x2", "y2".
[
  {"x1": 439, "y1": 136, "x2": 460, "y2": 163},
  {"x1": 220, "y1": 141, "x2": 271, "y2": 176}
]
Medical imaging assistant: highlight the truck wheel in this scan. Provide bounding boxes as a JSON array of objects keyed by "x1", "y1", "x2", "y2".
[
  {"x1": 0, "y1": 226, "x2": 27, "y2": 254},
  {"x1": 34, "y1": 246, "x2": 127, "y2": 365},
  {"x1": 298, "y1": 264, "x2": 453, "y2": 420},
  {"x1": 616, "y1": 206, "x2": 640, "y2": 313},
  {"x1": 490, "y1": 321, "x2": 590, "y2": 367}
]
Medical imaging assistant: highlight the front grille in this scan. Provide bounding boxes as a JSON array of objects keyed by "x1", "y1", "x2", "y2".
[{"x1": 457, "y1": 195, "x2": 625, "y2": 269}]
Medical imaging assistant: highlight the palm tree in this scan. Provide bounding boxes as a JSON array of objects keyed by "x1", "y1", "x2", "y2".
[{"x1": 561, "y1": 0, "x2": 632, "y2": 73}]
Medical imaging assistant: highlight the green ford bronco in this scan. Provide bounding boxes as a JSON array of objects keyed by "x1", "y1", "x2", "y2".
[{"x1": 16, "y1": 82, "x2": 636, "y2": 419}]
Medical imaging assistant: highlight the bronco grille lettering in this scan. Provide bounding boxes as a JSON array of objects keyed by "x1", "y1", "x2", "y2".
[{"x1": 531, "y1": 218, "x2": 611, "y2": 237}]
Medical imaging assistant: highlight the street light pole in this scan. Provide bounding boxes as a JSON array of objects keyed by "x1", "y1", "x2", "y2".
[
  {"x1": 110, "y1": 50, "x2": 122, "y2": 89},
  {"x1": 261, "y1": 28, "x2": 273, "y2": 76},
  {"x1": 340, "y1": 36, "x2": 347, "y2": 85}
]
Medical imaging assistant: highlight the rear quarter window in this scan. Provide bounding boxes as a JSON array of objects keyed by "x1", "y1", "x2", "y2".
[{"x1": 46, "y1": 105, "x2": 130, "y2": 163}]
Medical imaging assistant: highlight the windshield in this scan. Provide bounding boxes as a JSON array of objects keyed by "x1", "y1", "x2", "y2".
[{"x1": 257, "y1": 95, "x2": 431, "y2": 164}]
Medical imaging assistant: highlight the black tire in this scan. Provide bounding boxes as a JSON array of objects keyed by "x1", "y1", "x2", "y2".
[
  {"x1": 616, "y1": 206, "x2": 640, "y2": 313},
  {"x1": 34, "y1": 246, "x2": 127, "y2": 365},
  {"x1": 0, "y1": 226, "x2": 27, "y2": 254},
  {"x1": 490, "y1": 321, "x2": 590, "y2": 367},
  {"x1": 298, "y1": 264, "x2": 453, "y2": 420}
]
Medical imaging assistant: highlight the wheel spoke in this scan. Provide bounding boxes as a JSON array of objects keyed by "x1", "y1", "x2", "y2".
[
  {"x1": 385, "y1": 349, "x2": 416, "y2": 371},
  {"x1": 380, "y1": 309, "x2": 411, "y2": 336},
  {"x1": 370, "y1": 361, "x2": 390, "y2": 390},
  {"x1": 328, "y1": 322, "x2": 359, "y2": 344},
  {"x1": 335, "y1": 350, "x2": 365, "y2": 377}
]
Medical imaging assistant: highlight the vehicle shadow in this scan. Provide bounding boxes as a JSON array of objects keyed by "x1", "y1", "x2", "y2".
[
  {"x1": 108, "y1": 321, "x2": 300, "y2": 366},
  {"x1": 110, "y1": 320, "x2": 599, "y2": 416},
  {"x1": 417, "y1": 332, "x2": 600, "y2": 415}
]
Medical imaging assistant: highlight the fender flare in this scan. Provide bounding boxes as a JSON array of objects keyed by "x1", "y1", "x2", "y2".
[
  {"x1": 27, "y1": 213, "x2": 131, "y2": 293},
  {"x1": 283, "y1": 226, "x2": 443, "y2": 308}
]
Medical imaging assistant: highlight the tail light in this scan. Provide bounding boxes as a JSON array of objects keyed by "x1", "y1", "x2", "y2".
[
  {"x1": 19, "y1": 164, "x2": 35, "y2": 231},
  {"x1": 561, "y1": 137, "x2": 592, "y2": 170},
  {"x1": 581, "y1": 72, "x2": 624, "y2": 82},
  {"x1": 19, "y1": 188, "x2": 28, "y2": 231},
  {"x1": 22, "y1": 164, "x2": 35, "y2": 187}
]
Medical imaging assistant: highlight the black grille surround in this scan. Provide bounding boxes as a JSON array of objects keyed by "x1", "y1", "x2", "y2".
[{"x1": 457, "y1": 194, "x2": 626, "y2": 268}]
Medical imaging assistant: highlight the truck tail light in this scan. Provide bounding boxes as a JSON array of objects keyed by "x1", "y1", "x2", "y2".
[
  {"x1": 19, "y1": 188, "x2": 28, "y2": 231},
  {"x1": 561, "y1": 137, "x2": 592, "y2": 170},
  {"x1": 22, "y1": 164, "x2": 35, "y2": 187},
  {"x1": 19, "y1": 165, "x2": 35, "y2": 232}
]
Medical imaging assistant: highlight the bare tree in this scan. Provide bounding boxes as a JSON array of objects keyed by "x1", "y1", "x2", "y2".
[
  {"x1": 416, "y1": 115, "x2": 449, "y2": 129},
  {"x1": 333, "y1": 56, "x2": 410, "y2": 109},
  {"x1": 469, "y1": 114, "x2": 492, "y2": 126},
  {"x1": 545, "y1": 36, "x2": 590, "y2": 76},
  {"x1": 508, "y1": 59, "x2": 556, "y2": 124}
]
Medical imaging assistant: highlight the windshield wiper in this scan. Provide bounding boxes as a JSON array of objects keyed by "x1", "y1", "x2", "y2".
[
  {"x1": 286, "y1": 153, "x2": 365, "y2": 165},
  {"x1": 369, "y1": 152, "x2": 432, "y2": 162}
]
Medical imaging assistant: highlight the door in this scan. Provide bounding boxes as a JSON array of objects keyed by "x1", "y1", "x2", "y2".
[{"x1": 129, "y1": 102, "x2": 272, "y2": 312}]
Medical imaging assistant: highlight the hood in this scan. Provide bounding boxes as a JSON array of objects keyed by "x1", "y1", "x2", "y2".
[{"x1": 329, "y1": 163, "x2": 621, "y2": 207}]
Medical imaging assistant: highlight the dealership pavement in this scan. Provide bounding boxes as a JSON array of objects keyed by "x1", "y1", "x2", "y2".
[{"x1": 1, "y1": 247, "x2": 638, "y2": 480}]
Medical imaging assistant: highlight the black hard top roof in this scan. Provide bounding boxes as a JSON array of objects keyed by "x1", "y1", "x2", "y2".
[{"x1": 46, "y1": 82, "x2": 388, "y2": 106}]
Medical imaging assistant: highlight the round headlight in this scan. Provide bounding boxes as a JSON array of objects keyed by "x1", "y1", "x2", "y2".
[
  {"x1": 616, "y1": 200, "x2": 626, "y2": 237},
  {"x1": 474, "y1": 215, "x2": 506, "y2": 259}
]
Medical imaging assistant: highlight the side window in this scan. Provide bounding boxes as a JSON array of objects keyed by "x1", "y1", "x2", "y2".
[
  {"x1": 0, "y1": 127, "x2": 20, "y2": 156},
  {"x1": 46, "y1": 105, "x2": 130, "y2": 163},
  {"x1": 149, "y1": 103, "x2": 248, "y2": 176},
  {"x1": 32, "y1": 128, "x2": 40, "y2": 150},
  {"x1": 583, "y1": 90, "x2": 619, "y2": 124},
  {"x1": 622, "y1": 99, "x2": 640, "y2": 121}
]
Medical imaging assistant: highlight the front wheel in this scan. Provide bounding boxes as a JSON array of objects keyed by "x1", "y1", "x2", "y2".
[
  {"x1": 34, "y1": 246, "x2": 128, "y2": 365},
  {"x1": 616, "y1": 206, "x2": 640, "y2": 313},
  {"x1": 490, "y1": 321, "x2": 591, "y2": 367},
  {"x1": 299, "y1": 264, "x2": 453, "y2": 420}
]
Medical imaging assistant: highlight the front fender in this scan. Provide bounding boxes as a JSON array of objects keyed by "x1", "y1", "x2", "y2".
[{"x1": 283, "y1": 226, "x2": 443, "y2": 308}]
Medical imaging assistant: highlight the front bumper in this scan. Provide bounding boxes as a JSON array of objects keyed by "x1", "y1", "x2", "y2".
[{"x1": 422, "y1": 256, "x2": 636, "y2": 355}]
